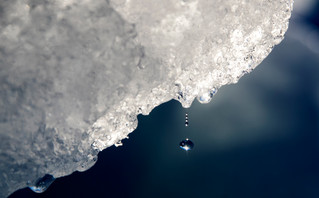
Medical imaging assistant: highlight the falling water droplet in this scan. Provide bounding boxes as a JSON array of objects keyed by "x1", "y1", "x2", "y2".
[
  {"x1": 28, "y1": 174, "x2": 55, "y2": 193},
  {"x1": 179, "y1": 138, "x2": 194, "y2": 151}
]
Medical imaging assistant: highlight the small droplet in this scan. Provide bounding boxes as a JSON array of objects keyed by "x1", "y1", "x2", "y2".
[
  {"x1": 185, "y1": 122, "x2": 189, "y2": 126},
  {"x1": 197, "y1": 88, "x2": 218, "y2": 104},
  {"x1": 28, "y1": 174, "x2": 55, "y2": 193},
  {"x1": 179, "y1": 139, "x2": 194, "y2": 151}
]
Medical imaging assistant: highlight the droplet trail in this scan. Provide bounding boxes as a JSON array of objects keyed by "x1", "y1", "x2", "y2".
[{"x1": 185, "y1": 113, "x2": 189, "y2": 127}]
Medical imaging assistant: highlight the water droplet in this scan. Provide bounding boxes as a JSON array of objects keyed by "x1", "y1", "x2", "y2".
[
  {"x1": 185, "y1": 121, "x2": 189, "y2": 126},
  {"x1": 115, "y1": 140, "x2": 123, "y2": 147},
  {"x1": 197, "y1": 88, "x2": 218, "y2": 104},
  {"x1": 197, "y1": 93, "x2": 212, "y2": 103},
  {"x1": 179, "y1": 139, "x2": 194, "y2": 151},
  {"x1": 28, "y1": 174, "x2": 55, "y2": 193}
]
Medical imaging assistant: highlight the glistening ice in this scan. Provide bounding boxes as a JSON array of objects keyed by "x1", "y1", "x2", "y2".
[{"x1": 0, "y1": 0, "x2": 293, "y2": 196}]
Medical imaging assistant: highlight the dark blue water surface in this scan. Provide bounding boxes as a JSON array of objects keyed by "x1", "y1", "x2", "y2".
[{"x1": 9, "y1": 2, "x2": 319, "y2": 198}]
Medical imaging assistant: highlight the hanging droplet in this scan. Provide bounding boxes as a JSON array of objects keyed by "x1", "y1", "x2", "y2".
[
  {"x1": 197, "y1": 88, "x2": 218, "y2": 104},
  {"x1": 114, "y1": 140, "x2": 123, "y2": 147},
  {"x1": 179, "y1": 138, "x2": 194, "y2": 151},
  {"x1": 197, "y1": 92, "x2": 212, "y2": 103},
  {"x1": 28, "y1": 174, "x2": 55, "y2": 193}
]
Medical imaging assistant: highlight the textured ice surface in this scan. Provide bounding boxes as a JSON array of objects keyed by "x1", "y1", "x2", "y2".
[{"x1": 0, "y1": 0, "x2": 292, "y2": 196}]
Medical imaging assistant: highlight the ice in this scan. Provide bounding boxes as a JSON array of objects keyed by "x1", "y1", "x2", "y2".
[{"x1": 0, "y1": 0, "x2": 292, "y2": 196}]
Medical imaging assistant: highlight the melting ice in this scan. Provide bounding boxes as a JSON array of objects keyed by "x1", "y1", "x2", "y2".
[{"x1": 0, "y1": 0, "x2": 293, "y2": 196}]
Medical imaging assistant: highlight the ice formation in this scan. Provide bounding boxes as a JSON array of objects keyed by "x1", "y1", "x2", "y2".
[{"x1": 0, "y1": 0, "x2": 292, "y2": 196}]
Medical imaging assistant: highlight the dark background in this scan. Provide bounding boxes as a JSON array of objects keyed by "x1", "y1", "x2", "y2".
[{"x1": 9, "y1": 1, "x2": 319, "y2": 197}]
